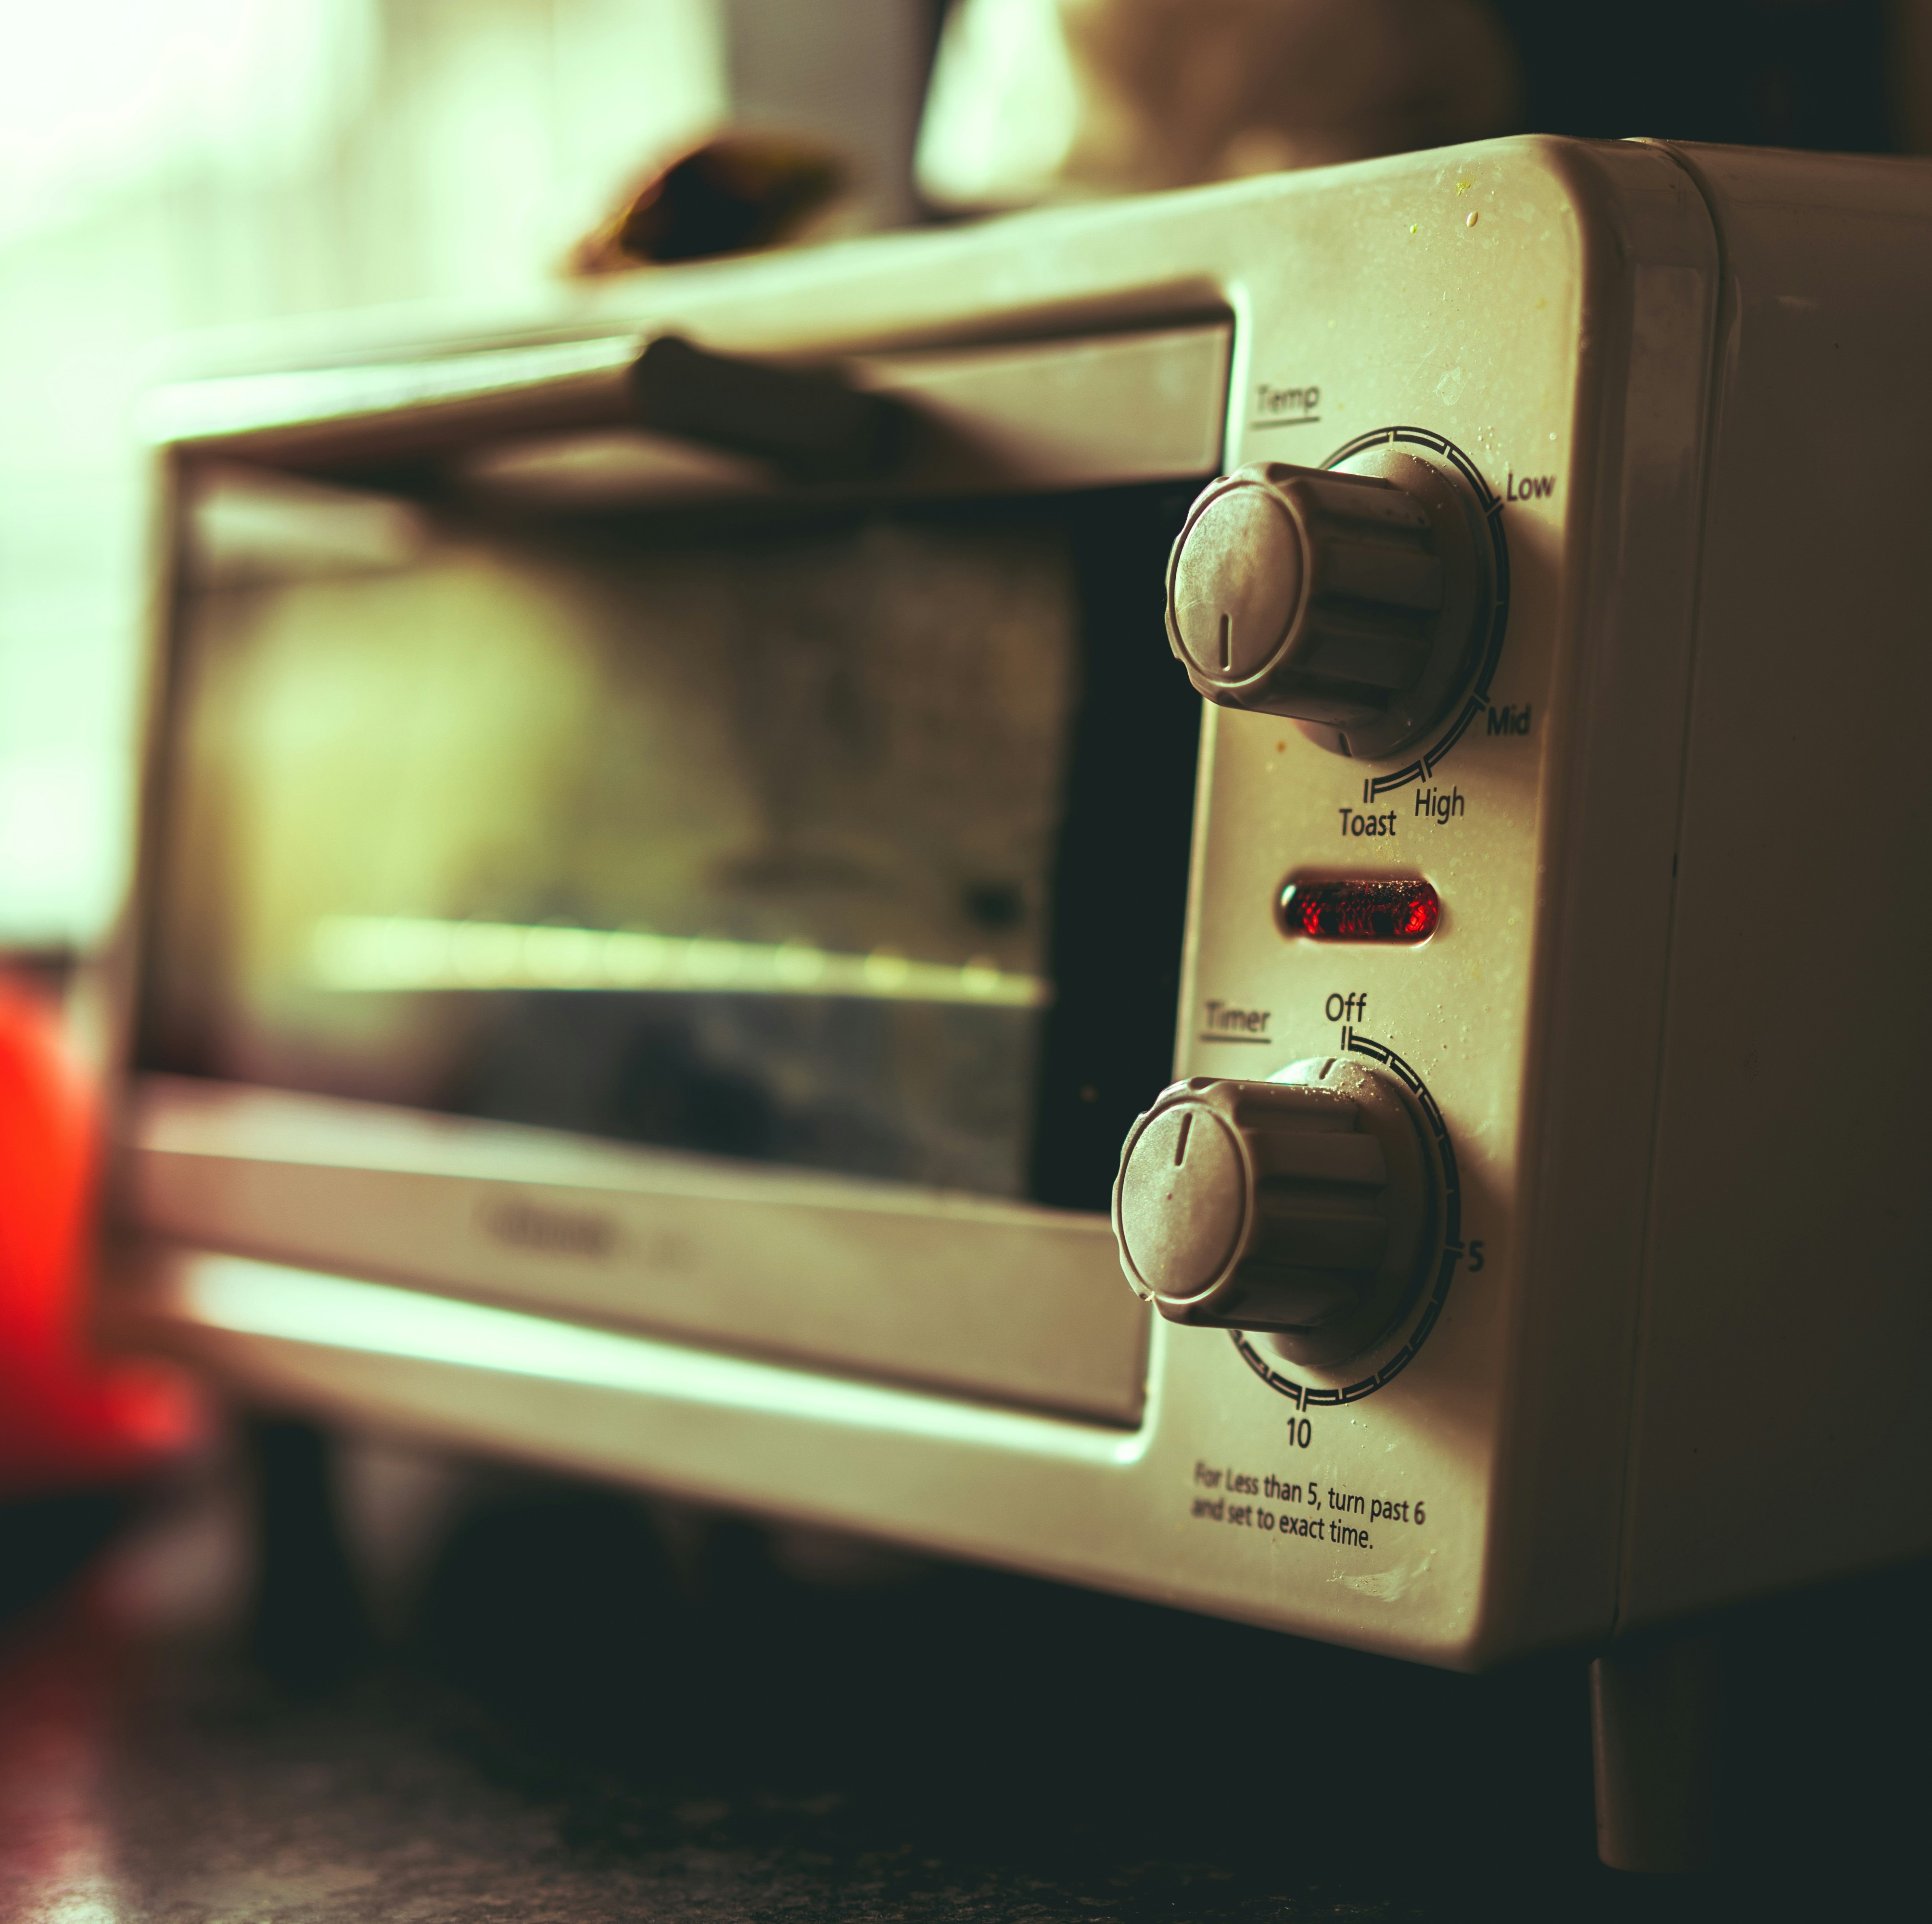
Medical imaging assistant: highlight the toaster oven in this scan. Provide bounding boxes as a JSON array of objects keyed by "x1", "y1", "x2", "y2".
[{"x1": 104, "y1": 136, "x2": 1932, "y2": 1868}]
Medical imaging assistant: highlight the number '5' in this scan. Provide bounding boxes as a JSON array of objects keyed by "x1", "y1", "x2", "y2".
[{"x1": 1466, "y1": 1239, "x2": 1486, "y2": 1272}]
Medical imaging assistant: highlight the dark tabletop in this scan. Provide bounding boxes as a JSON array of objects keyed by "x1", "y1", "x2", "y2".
[{"x1": 1, "y1": 1431, "x2": 1925, "y2": 1923}]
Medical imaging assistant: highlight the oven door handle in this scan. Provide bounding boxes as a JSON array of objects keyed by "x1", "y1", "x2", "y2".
[{"x1": 629, "y1": 334, "x2": 907, "y2": 483}]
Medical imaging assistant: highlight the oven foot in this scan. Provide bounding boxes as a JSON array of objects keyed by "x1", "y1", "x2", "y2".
[{"x1": 1589, "y1": 1629, "x2": 1719, "y2": 1872}]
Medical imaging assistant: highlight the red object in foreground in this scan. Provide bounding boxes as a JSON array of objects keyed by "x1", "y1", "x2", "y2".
[
  {"x1": 0, "y1": 976, "x2": 198, "y2": 1495},
  {"x1": 1278, "y1": 878, "x2": 1441, "y2": 942}
]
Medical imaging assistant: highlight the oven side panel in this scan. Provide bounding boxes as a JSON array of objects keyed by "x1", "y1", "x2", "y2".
[
  {"x1": 1479, "y1": 141, "x2": 1720, "y2": 1658},
  {"x1": 1620, "y1": 147, "x2": 1932, "y2": 1627}
]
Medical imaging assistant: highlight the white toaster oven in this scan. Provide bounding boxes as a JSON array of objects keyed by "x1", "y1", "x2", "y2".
[{"x1": 104, "y1": 136, "x2": 1932, "y2": 1868}]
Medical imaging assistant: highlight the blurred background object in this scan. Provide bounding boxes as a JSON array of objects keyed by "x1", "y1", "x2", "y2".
[
  {"x1": 0, "y1": 974, "x2": 198, "y2": 1496},
  {"x1": 916, "y1": 0, "x2": 1924, "y2": 210},
  {"x1": 722, "y1": 0, "x2": 944, "y2": 231},
  {"x1": 915, "y1": 0, "x2": 1525, "y2": 208},
  {"x1": 569, "y1": 130, "x2": 853, "y2": 269}
]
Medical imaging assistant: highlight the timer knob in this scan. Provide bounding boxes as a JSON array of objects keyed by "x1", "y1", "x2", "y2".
[
  {"x1": 1111, "y1": 1058, "x2": 1438, "y2": 1367},
  {"x1": 1163, "y1": 447, "x2": 1492, "y2": 759}
]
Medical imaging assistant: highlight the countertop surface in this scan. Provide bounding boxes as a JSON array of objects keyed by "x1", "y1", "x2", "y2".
[{"x1": 0, "y1": 1430, "x2": 1924, "y2": 1923}]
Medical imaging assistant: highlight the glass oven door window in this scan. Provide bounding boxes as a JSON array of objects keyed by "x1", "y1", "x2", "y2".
[{"x1": 140, "y1": 467, "x2": 1202, "y2": 1207}]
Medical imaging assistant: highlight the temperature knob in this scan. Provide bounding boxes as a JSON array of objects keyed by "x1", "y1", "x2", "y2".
[
  {"x1": 1111, "y1": 1058, "x2": 1437, "y2": 1367},
  {"x1": 1164, "y1": 447, "x2": 1492, "y2": 758}
]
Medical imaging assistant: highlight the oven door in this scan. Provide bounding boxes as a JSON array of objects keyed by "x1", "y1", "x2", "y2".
[{"x1": 119, "y1": 318, "x2": 1230, "y2": 1426}]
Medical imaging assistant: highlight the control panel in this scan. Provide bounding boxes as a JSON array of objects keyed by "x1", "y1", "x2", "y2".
[{"x1": 1117, "y1": 426, "x2": 1524, "y2": 1442}]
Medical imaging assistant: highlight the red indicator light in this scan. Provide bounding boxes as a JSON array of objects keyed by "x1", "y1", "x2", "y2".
[{"x1": 1278, "y1": 878, "x2": 1440, "y2": 942}]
